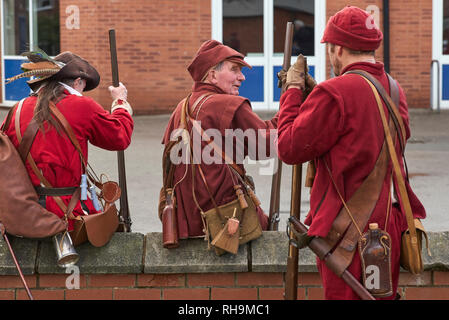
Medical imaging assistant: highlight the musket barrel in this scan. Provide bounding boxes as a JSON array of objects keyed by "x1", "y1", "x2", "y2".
[
  {"x1": 269, "y1": 21, "x2": 294, "y2": 232},
  {"x1": 108, "y1": 29, "x2": 131, "y2": 232}
]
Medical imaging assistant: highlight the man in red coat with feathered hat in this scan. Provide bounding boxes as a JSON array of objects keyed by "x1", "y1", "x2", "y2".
[
  {"x1": 277, "y1": 6, "x2": 426, "y2": 299},
  {"x1": 2, "y1": 51, "x2": 133, "y2": 231}
]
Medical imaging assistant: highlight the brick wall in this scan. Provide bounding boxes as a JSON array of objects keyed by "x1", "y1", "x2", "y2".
[
  {"x1": 0, "y1": 231, "x2": 448, "y2": 301},
  {"x1": 326, "y1": 1, "x2": 432, "y2": 108},
  {"x1": 2, "y1": 271, "x2": 449, "y2": 300},
  {"x1": 58, "y1": 0, "x2": 211, "y2": 115}
]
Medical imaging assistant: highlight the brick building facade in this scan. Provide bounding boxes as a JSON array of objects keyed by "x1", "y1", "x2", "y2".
[{"x1": 0, "y1": 0, "x2": 447, "y2": 113}]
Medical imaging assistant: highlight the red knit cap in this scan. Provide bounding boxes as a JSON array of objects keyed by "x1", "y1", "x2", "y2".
[
  {"x1": 187, "y1": 40, "x2": 251, "y2": 81},
  {"x1": 321, "y1": 6, "x2": 383, "y2": 51}
]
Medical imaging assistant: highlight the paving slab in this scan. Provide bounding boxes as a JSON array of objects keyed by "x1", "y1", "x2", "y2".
[{"x1": 144, "y1": 232, "x2": 248, "y2": 273}]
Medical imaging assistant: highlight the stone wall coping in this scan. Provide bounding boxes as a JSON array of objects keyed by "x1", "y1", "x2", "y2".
[{"x1": 0, "y1": 231, "x2": 447, "y2": 275}]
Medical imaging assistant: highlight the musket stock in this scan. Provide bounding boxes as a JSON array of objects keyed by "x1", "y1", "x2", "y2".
[
  {"x1": 288, "y1": 217, "x2": 376, "y2": 300},
  {"x1": 109, "y1": 29, "x2": 131, "y2": 232}
]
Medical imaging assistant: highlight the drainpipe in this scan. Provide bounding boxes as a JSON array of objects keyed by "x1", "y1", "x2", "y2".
[{"x1": 383, "y1": 0, "x2": 390, "y2": 73}]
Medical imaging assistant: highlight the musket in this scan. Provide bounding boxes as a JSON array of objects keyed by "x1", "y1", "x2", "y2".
[
  {"x1": 0, "y1": 223, "x2": 33, "y2": 300},
  {"x1": 268, "y1": 21, "x2": 294, "y2": 231},
  {"x1": 288, "y1": 217, "x2": 376, "y2": 300},
  {"x1": 108, "y1": 29, "x2": 131, "y2": 232},
  {"x1": 284, "y1": 163, "x2": 302, "y2": 300}
]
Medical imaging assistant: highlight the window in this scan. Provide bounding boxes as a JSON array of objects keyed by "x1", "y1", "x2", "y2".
[
  {"x1": 273, "y1": 0, "x2": 314, "y2": 56},
  {"x1": 3, "y1": 0, "x2": 29, "y2": 56},
  {"x1": 222, "y1": 0, "x2": 263, "y2": 56},
  {"x1": 2, "y1": 0, "x2": 59, "y2": 56},
  {"x1": 444, "y1": 0, "x2": 449, "y2": 54},
  {"x1": 32, "y1": 0, "x2": 60, "y2": 55}
]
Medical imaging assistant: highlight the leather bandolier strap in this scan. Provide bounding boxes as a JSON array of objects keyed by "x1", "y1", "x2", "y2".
[
  {"x1": 14, "y1": 99, "x2": 84, "y2": 220},
  {"x1": 319, "y1": 72, "x2": 401, "y2": 277}
]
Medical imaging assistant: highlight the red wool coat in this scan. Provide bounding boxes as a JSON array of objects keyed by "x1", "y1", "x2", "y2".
[
  {"x1": 2, "y1": 91, "x2": 134, "y2": 231},
  {"x1": 278, "y1": 62, "x2": 426, "y2": 300},
  {"x1": 162, "y1": 82, "x2": 278, "y2": 239}
]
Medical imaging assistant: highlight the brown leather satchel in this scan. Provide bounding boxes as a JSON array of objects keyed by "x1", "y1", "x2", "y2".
[
  {"x1": 70, "y1": 203, "x2": 119, "y2": 247},
  {"x1": 204, "y1": 194, "x2": 262, "y2": 255},
  {"x1": 0, "y1": 100, "x2": 67, "y2": 238}
]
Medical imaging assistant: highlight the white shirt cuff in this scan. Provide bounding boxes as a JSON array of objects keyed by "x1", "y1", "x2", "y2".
[{"x1": 111, "y1": 99, "x2": 133, "y2": 116}]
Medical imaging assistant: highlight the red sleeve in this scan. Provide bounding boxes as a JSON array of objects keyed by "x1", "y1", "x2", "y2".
[
  {"x1": 396, "y1": 81, "x2": 411, "y2": 140},
  {"x1": 277, "y1": 86, "x2": 344, "y2": 164},
  {"x1": 230, "y1": 101, "x2": 278, "y2": 160},
  {"x1": 75, "y1": 97, "x2": 134, "y2": 151}
]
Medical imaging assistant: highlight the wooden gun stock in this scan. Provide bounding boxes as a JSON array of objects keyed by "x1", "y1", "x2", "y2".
[
  {"x1": 284, "y1": 163, "x2": 302, "y2": 300},
  {"x1": 109, "y1": 29, "x2": 131, "y2": 232},
  {"x1": 288, "y1": 216, "x2": 376, "y2": 300}
]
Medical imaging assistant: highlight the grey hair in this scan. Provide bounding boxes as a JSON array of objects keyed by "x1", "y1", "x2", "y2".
[{"x1": 201, "y1": 61, "x2": 225, "y2": 82}]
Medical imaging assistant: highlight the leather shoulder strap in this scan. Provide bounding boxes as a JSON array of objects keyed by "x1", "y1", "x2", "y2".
[
  {"x1": 13, "y1": 99, "x2": 40, "y2": 163},
  {"x1": 186, "y1": 94, "x2": 246, "y2": 178},
  {"x1": 14, "y1": 99, "x2": 80, "y2": 218},
  {"x1": 346, "y1": 70, "x2": 406, "y2": 153},
  {"x1": 49, "y1": 102, "x2": 86, "y2": 164},
  {"x1": 362, "y1": 75, "x2": 419, "y2": 257}
]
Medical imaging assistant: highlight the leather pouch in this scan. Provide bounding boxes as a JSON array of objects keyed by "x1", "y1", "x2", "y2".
[
  {"x1": 70, "y1": 203, "x2": 119, "y2": 247},
  {"x1": 400, "y1": 219, "x2": 430, "y2": 275},
  {"x1": 203, "y1": 195, "x2": 262, "y2": 255}
]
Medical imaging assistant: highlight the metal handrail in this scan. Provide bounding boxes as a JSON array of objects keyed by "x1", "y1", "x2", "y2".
[{"x1": 431, "y1": 60, "x2": 440, "y2": 113}]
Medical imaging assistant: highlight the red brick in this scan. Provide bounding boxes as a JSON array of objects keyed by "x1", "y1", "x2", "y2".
[
  {"x1": 258, "y1": 287, "x2": 284, "y2": 300},
  {"x1": 237, "y1": 273, "x2": 283, "y2": 286},
  {"x1": 307, "y1": 287, "x2": 325, "y2": 300},
  {"x1": 163, "y1": 288, "x2": 210, "y2": 300},
  {"x1": 137, "y1": 274, "x2": 185, "y2": 287},
  {"x1": 58, "y1": 0, "x2": 212, "y2": 114},
  {"x1": 16, "y1": 289, "x2": 64, "y2": 300},
  {"x1": 114, "y1": 288, "x2": 161, "y2": 300},
  {"x1": 298, "y1": 273, "x2": 322, "y2": 286},
  {"x1": 0, "y1": 290, "x2": 15, "y2": 300},
  {"x1": 65, "y1": 288, "x2": 113, "y2": 300},
  {"x1": 211, "y1": 288, "x2": 258, "y2": 300},
  {"x1": 88, "y1": 274, "x2": 136, "y2": 288},
  {"x1": 398, "y1": 272, "x2": 431, "y2": 286},
  {"x1": 404, "y1": 287, "x2": 449, "y2": 300},
  {"x1": 0, "y1": 275, "x2": 36, "y2": 289},
  {"x1": 187, "y1": 273, "x2": 234, "y2": 287},
  {"x1": 433, "y1": 272, "x2": 449, "y2": 285},
  {"x1": 39, "y1": 274, "x2": 87, "y2": 288}
]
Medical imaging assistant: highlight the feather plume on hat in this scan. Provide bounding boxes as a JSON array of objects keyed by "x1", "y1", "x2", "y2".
[{"x1": 5, "y1": 48, "x2": 66, "y2": 85}]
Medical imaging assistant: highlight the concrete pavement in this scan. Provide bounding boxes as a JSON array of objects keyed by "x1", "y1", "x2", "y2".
[{"x1": 1, "y1": 108, "x2": 448, "y2": 234}]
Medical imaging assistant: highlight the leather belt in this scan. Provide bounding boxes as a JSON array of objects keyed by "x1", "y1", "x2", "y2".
[{"x1": 35, "y1": 186, "x2": 77, "y2": 197}]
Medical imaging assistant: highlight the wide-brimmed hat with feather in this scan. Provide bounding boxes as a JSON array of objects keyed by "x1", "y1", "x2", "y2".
[{"x1": 5, "y1": 49, "x2": 100, "y2": 92}]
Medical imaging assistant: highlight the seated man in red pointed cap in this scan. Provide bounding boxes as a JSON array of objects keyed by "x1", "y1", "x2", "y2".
[
  {"x1": 161, "y1": 40, "x2": 278, "y2": 248},
  {"x1": 2, "y1": 51, "x2": 133, "y2": 231},
  {"x1": 277, "y1": 6, "x2": 426, "y2": 299}
]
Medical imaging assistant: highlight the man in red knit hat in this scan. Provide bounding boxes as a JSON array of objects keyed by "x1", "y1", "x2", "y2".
[
  {"x1": 277, "y1": 6, "x2": 426, "y2": 299},
  {"x1": 161, "y1": 40, "x2": 278, "y2": 244}
]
